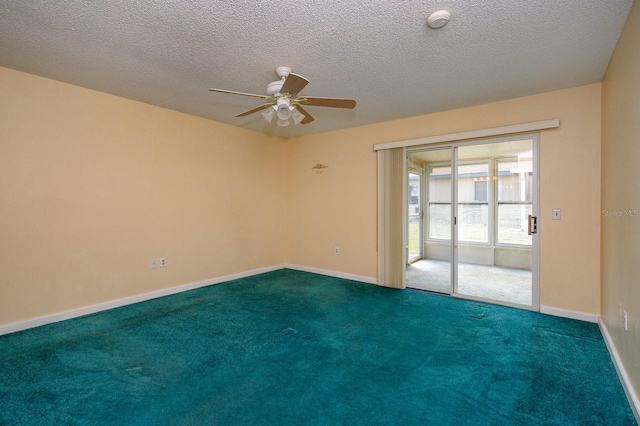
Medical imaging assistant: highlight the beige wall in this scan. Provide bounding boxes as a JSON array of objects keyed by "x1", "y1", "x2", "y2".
[
  {"x1": 602, "y1": 0, "x2": 640, "y2": 409},
  {"x1": 0, "y1": 64, "x2": 604, "y2": 329},
  {"x1": 289, "y1": 84, "x2": 602, "y2": 314},
  {"x1": 0, "y1": 67, "x2": 287, "y2": 327},
  {"x1": 285, "y1": 129, "x2": 378, "y2": 279}
]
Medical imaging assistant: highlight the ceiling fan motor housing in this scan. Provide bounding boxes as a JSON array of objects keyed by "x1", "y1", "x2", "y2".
[
  {"x1": 266, "y1": 80, "x2": 283, "y2": 97},
  {"x1": 267, "y1": 67, "x2": 293, "y2": 96}
]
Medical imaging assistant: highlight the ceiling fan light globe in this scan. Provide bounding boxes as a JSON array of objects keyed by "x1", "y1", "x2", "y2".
[
  {"x1": 277, "y1": 104, "x2": 291, "y2": 120},
  {"x1": 291, "y1": 107, "x2": 305, "y2": 125},
  {"x1": 277, "y1": 118, "x2": 290, "y2": 127},
  {"x1": 262, "y1": 106, "x2": 277, "y2": 123}
]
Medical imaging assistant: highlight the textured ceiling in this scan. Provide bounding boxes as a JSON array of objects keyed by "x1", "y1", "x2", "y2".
[{"x1": 0, "y1": 1, "x2": 633, "y2": 138}]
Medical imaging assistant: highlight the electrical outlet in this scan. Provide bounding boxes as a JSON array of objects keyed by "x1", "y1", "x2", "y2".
[
  {"x1": 552, "y1": 208, "x2": 561, "y2": 220},
  {"x1": 623, "y1": 310, "x2": 628, "y2": 331},
  {"x1": 151, "y1": 259, "x2": 157, "y2": 269},
  {"x1": 160, "y1": 257, "x2": 167, "y2": 267},
  {"x1": 335, "y1": 247, "x2": 340, "y2": 255}
]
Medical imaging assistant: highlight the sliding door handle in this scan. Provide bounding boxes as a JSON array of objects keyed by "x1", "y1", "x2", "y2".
[{"x1": 528, "y1": 215, "x2": 538, "y2": 235}]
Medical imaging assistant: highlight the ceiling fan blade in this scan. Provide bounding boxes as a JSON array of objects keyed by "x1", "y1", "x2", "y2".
[
  {"x1": 295, "y1": 96, "x2": 356, "y2": 109},
  {"x1": 235, "y1": 103, "x2": 275, "y2": 117},
  {"x1": 293, "y1": 105, "x2": 315, "y2": 124},
  {"x1": 209, "y1": 88, "x2": 274, "y2": 101},
  {"x1": 280, "y1": 73, "x2": 309, "y2": 98}
]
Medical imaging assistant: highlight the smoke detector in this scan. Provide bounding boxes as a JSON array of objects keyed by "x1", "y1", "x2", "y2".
[{"x1": 427, "y1": 10, "x2": 451, "y2": 29}]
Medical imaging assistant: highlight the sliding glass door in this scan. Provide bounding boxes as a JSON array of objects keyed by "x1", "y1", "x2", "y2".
[
  {"x1": 406, "y1": 136, "x2": 538, "y2": 309},
  {"x1": 405, "y1": 148, "x2": 453, "y2": 294},
  {"x1": 455, "y1": 139, "x2": 536, "y2": 307}
]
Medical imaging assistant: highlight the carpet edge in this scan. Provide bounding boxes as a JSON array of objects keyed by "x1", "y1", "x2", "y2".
[
  {"x1": 599, "y1": 317, "x2": 640, "y2": 423},
  {"x1": 284, "y1": 264, "x2": 377, "y2": 285},
  {"x1": 0, "y1": 264, "x2": 286, "y2": 336}
]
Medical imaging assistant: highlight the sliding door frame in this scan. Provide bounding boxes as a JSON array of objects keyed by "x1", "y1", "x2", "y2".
[
  {"x1": 407, "y1": 168, "x2": 425, "y2": 264},
  {"x1": 405, "y1": 133, "x2": 540, "y2": 312},
  {"x1": 376, "y1": 119, "x2": 555, "y2": 310}
]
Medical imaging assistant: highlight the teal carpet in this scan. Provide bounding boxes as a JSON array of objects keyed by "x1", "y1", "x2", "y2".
[{"x1": 0, "y1": 269, "x2": 636, "y2": 425}]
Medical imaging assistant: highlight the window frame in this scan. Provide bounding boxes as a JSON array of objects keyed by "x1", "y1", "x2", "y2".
[{"x1": 494, "y1": 157, "x2": 533, "y2": 248}]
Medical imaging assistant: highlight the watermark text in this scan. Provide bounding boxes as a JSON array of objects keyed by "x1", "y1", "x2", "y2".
[{"x1": 602, "y1": 209, "x2": 640, "y2": 217}]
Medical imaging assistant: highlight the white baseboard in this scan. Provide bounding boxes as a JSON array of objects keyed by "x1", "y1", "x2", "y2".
[
  {"x1": 539, "y1": 305, "x2": 599, "y2": 323},
  {"x1": 0, "y1": 264, "x2": 285, "y2": 336},
  {"x1": 599, "y1": 318, "x2": 640, "y2": 422},
  {"x1": 284, "y1": 264, "x2": 377, "y2": 285}
]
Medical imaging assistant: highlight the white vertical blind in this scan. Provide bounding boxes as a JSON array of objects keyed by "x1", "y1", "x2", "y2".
[{"x1": 377, "y1": 147, "x2": 406, "y2": 289}]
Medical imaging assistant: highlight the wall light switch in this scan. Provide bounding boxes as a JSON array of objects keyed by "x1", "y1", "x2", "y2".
[{"x1": 552, "y1": 208, "x2": 561, "y2": 220}]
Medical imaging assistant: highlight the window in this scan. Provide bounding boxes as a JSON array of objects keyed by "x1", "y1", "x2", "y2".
[
  {"x1": 496, "y1": 158, "x2": 532, "y2": 246},
  {"x1": 427, "y1": 165, "x2": 451, "y2": 240},
  {"x1": 474, "y1": 180, "x2": 488, "y2": 202},
  {"x1": 426, "y1": 156, "x2": 532, "y2": 247},
  {"x1": 426, "y1": 162, "x2": 490, "y2": 243},
  {"x1": 458, "y1": 162, "x2": 490, "y2": 243}
]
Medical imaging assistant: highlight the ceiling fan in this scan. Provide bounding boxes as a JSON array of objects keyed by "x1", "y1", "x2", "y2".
[{"x1": 208, "y1": 66, "x2": 356, "y2": 127}]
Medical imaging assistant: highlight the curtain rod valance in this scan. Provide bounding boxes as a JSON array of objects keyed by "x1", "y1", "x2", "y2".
[{"x1": 373, "y1": 118, "x2": 559, "y2": 151}]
